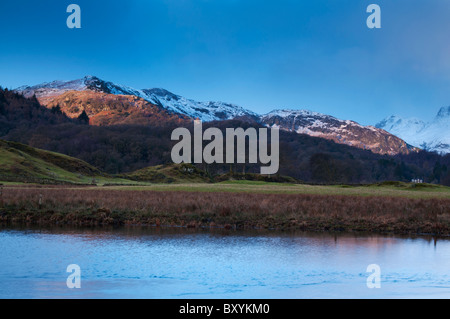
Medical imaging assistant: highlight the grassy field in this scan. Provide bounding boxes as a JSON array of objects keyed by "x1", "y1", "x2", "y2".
[
  {"x1": 92, "y1": 180, "x2": 450, "y2": 199},
  {"x1": 1, "y1": 182, "x2": 449, "y2": 236}
]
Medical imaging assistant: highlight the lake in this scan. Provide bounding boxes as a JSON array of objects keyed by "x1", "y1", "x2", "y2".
[{"x1": 0, "y1": 225, "x2": 449, "y2": 299}]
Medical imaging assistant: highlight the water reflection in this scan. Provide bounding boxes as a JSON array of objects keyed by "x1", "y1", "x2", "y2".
[{"x1": 0, "y1": 225, "x2": 449, "y2": 299}]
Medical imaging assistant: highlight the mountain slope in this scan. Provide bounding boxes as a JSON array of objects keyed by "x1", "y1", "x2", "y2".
[
  {"x1": 376, "y1": 106, "x2": 450, "y2": 154},
  {"x1": 0, "y1": 139, "x2": 103, "y2": 183},
  {"x1": 0, "y1": 139, "x2": 214, "y2": 185},
  {"x1": 138, "y1": 88, "x2": 259, "y2": 122},
  {"x1": 42, "y1": 90, "x2": 191, "y2": 126},
  {"x1": 16, "y1": 76, "x2": 258, "y2": 122},
  {"x1": 260, "y1": 109, "x2": 418, "y2": 155},
  {"x1": 15, "y1": 76, "x2": 417, "y2": 155}
]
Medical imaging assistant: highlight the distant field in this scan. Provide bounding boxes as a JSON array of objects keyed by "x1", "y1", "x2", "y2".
[
  {"x1": 2, "y1": 139, "x2": 449, "y2": 201},
  {"x1": 3, "y1": 179, "x2": 450, "y2": 200},
  {"x1": 87, "y1": 180, "x2": 450, "y2": 199}
]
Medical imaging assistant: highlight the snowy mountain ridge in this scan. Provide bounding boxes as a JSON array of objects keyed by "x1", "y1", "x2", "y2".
[
  {"x1": 261, "y1": 109, "x2": 417, "y2": 155},
  {"x1": 14, "y1": 76, "x2": 426, "y2": 155},
  {"x1": 376, "y1": 106, "x2": 450, "y2": 154},
  {"x1": 16, "y1": 76, "x2": 257, "y2": 122}
]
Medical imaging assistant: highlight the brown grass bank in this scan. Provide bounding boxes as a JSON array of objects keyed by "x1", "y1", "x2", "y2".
[{"x1": 0, "y1": 186, "x2": 449, "y2": 236}]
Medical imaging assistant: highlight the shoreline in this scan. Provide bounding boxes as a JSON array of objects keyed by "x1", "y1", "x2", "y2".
[
  {"x1": 1, "y1": 219, "x2": 449, "y2": 239},
  {"x1": 1, "y1": 208, "x2": 449, "y2": 238}
]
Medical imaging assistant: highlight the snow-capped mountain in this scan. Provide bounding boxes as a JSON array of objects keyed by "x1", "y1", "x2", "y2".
[
  {"x1": 14, "y1": 76, "x2": 418, "y2": 155},
  {"x1": 375, "y1": 106, "x2": 450, "y2": 154},
  {"x1": 16, "y1": 75, "x2": 142, "y2": 99},
  {"x1": 138, "y1": 88, "x2": 259, "y2": 122},
  {"x1": 260, "y1": 109, "x2": 418, "y2": 155},
  {"x1": 16, "y1": 76, "x2": 257, "y2": 122}
]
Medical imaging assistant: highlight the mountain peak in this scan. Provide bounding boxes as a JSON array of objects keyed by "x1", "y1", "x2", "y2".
[
  {"x1": 376, "y1": 108, "x2": 450, "y2": 154},
  {"x1": 436, "y1": 106, "x2": 450, "y2": 119},
  {"x1": 142, "y1": 88, "x2": 179, "y2": 101},
  {"x1": 83, "y1": 75, "x2": 98, "y2": 80},
  {"x1": 264, "y1": 109, "x2": 327, "y2": 118},
  {"x1": 145, "y1": 88, "x2": 174, "y2": 95}
]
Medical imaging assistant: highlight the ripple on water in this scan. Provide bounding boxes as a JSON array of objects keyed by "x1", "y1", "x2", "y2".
[{"x1": 0, "y1": 226, "x2": 449, "y2": 298}]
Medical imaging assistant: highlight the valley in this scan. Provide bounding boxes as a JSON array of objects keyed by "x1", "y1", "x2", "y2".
[{"x1": 1, "y1": 79, "x2": 449, "y2": 236}]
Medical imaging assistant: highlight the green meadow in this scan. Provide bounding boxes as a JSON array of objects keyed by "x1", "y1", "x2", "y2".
[{"x1": 90, "y1": 180, "x2": 450, "y2": 200}]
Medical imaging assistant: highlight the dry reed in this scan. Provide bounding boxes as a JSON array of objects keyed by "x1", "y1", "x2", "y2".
[{"x1": 0, "y1": 186, "x2": 449, "y2": 235}]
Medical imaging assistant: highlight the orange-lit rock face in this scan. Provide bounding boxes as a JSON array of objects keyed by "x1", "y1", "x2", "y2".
[
  {"x1": 261, "y1": 111, "x2": 420, "y2": 156},
  {"x1": 39, "y1": 91, "x2": 191, "y2": 126}
]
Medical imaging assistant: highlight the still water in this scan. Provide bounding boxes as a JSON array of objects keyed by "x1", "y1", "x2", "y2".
[{"x1": 0, "y1": 226, "x2": 449, "y2": 299}]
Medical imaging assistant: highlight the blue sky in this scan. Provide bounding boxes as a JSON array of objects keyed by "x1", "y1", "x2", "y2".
[{"x1": 1, "y1": 0, "x2": 449, "y2": 125}]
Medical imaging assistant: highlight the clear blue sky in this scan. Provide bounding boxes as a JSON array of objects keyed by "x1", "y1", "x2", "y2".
[{"x1": 1, "y1": 0, "x2": 449, "y2": 125}]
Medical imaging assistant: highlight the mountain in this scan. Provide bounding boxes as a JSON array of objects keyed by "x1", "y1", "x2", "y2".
[
  {"x1": 16, "y1": 75, "x2": 258, "y2": 122},
  {"x1": 260, "y1": 109, "x2": 419, "y2": 155},
  {"x1": 376, "y1": 106, "x2": 450, "y2": 154},
  {"x1": 15, "y1": 75, "x2": 144, "y2": 103},
  {"x1": 15, "y1": 76, "x2": 415, "y2": 155},
  {"x1": 2, "y1": 87, "x2": 450, "y2": 184}
]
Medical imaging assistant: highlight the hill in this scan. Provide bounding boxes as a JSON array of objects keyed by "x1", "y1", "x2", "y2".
[
  {"x1": 121, "y1": 163, "x2": 211, "y2": 183},
  {"x1": 0, "y1": 140, "x2": 294, "y2": 185},
  {"x1": 0, "y1": 139, "x2": 103, "y2": 184},
  {"x1": 0, "y1": 139, "x2": 215, "y2": 185}
]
